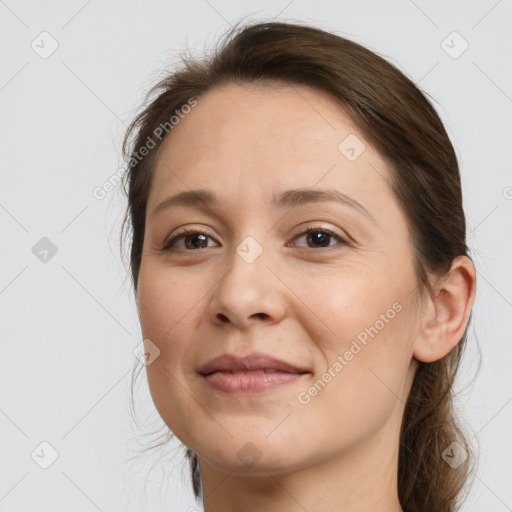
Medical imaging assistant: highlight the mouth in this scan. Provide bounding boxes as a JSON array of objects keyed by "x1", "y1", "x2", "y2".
[{"x1": 198, "y1": 353, "x2": 310, "y2": 395}]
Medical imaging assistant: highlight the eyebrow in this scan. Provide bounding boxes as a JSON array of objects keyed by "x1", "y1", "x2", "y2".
[{"x1": 150, "y1": 187, "x2": 376, "y2": 223}]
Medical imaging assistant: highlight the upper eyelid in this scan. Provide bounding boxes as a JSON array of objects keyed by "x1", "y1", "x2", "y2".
[{"x1": 169, "y1": 224, "x2": 343, "y2": 240}]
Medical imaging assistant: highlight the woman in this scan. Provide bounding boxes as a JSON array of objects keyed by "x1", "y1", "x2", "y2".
[{"x1": 121, "y1": 20, "x2": 477, "y2": 512}]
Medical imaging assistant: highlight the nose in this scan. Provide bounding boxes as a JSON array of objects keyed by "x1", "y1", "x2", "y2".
[{"x1": 207, "y1": 245, "x2": 286, "y2": 331}]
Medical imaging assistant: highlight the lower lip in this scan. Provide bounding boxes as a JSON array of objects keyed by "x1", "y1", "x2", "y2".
[{"x1": 201, "y1": 371, "x2": 306, "y2": 395}]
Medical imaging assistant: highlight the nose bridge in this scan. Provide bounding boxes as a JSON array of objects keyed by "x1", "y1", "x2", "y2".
[{"x1": 209, "y1": 233, "x2": 285, "y2": 328}]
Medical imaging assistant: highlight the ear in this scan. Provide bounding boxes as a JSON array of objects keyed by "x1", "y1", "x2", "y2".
[{"x1": 413, "y1": 255, "x2": 477, "y2": 363}]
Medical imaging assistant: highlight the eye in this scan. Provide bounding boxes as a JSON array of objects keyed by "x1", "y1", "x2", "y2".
[
  {"x1": 161, "y1": 226, "x2": 346, "y2": 252},
  {"x1": 290, "y1": 226, "x2": 346, "y2": 249},
  {"x1": 161, "y1": 228, "x2": 219, "y2": 251}
]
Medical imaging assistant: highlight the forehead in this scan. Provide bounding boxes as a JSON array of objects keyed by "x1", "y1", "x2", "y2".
[
  {"x1": 148, "y1": 82, "x2": 392, "y2": 211},
  {"x1": 157, "y1": 82, "x2": 359, "y2": 164}
]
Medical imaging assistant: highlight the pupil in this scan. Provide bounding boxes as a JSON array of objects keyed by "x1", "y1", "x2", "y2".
[
  {"x1": 308, "y1": 231, "x2": 329, "y2": 247},
  {"x1": 187, "y1": 234, "x2": 207, "y2": 249}
]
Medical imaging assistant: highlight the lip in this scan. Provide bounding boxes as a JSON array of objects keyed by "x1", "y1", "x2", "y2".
[{"x1": 198, "y1": 353, "x2": 309, "y2": 395}]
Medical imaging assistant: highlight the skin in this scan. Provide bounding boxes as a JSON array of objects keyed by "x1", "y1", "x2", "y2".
[{"x1": 136, "y1": 83, "x2": 476, "y2": 512}]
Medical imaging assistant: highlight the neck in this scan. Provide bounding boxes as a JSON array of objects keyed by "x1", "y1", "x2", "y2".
[{"x1": 198, "y1": 419, "x2": 404, "y2": 512}]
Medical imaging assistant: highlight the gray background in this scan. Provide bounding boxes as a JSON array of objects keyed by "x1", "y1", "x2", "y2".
[{"x1": 1, "y1": 0, "x2": 511, "y2": 510}]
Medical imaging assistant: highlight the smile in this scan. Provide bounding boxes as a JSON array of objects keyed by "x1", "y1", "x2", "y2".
[{"x1": 198, "y1": 352, "x2": 310, "y2": 395}]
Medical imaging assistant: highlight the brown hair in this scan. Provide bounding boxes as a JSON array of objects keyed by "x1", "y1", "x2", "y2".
[{"x1": 121, "y1": 20, "x2": 475, "y2": 511}]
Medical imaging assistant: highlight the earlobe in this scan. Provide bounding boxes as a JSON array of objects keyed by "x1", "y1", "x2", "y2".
[{"x1": 413, "y1": 255, "x2": 477, "y2": 363}]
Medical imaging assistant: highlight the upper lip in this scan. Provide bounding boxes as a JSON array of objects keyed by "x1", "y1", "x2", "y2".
[{"x1": 198, "y1": 353, "x2": 308, "y2": 375}]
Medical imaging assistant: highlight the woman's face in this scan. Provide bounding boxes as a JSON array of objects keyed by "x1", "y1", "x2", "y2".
[{"x1": 137, "y1": 83, "x2": 423, "y2": 475}]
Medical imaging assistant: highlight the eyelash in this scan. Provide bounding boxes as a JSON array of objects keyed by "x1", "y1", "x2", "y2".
[{"x1": 160, "y1": 226, "x2": 347, "y2": 252}]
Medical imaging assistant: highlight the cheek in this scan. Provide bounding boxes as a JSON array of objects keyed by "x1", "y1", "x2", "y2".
[
  {"x1": 297, "y1": 264, "x2": 416, "y2": 417},
  {"x1": 137, "y1": 262, "x2": 207, "y2": 342},
  {"x1": 298, "y1": 265, "x2": 399, "y2": 353},
  {"x1": 136, "y1": 265, "x2": 198, "y2": 403},
  {"x1": 290, "y1": 303, "x2": 415, "y2": 461}
]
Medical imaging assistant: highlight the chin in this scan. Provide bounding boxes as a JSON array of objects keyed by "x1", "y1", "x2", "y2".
[
  {"x1": 199, "y1": 447, "x2": 299, "y2": 476},
  {"x1": 193, "y1": 430, "x2": 321, "y2": 477}
]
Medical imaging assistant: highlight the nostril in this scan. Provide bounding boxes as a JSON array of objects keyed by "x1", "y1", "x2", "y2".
[{"x1": 216, "y1": 312, "x2": 268, "y2": 323}]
